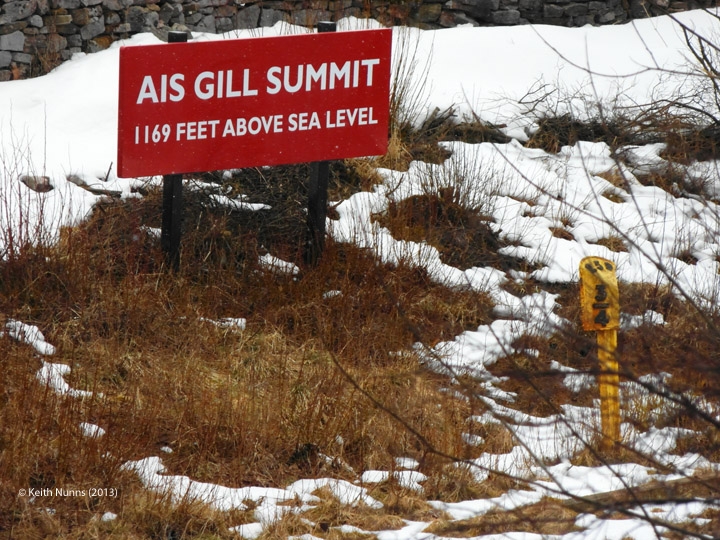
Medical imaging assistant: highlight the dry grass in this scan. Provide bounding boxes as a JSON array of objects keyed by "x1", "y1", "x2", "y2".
[
  {"x1": 3, "y1": 100, "x2": 720, "y2": 539},
  {"x1": 425, "y1": 497, "x2": 579, "y2": 537},
  {"x1": 0, "y1": 177, "x2": 496, "y2": 536},
  {"x1": 374, "y1": 191, "x2": 532, "y2": 273},
  {"x1": 592, "y1": 235, "x2": 628, "y2": 253}
]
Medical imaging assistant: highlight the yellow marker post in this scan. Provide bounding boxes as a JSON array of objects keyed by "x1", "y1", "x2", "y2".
[{"x1": 579, "y1": 257, "x2": 620, "y2": 451}]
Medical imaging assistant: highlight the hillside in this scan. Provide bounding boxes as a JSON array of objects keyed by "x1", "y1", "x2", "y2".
[{"x1": 1, "y1": 10, "x2": 720, "y2": 540}]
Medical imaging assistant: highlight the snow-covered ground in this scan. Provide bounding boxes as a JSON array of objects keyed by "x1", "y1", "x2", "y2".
[{"x1": 2, "y1": 8, "x2": 720, "y2": 539}]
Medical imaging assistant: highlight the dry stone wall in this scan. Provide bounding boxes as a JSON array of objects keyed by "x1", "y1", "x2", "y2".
[{"x1": 0, "y1": 0, "x2": 714, "y2": 81}]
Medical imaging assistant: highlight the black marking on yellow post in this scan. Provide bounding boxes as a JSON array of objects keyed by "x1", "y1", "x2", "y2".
[{"x1": 579, "y1": 256, "x2": 620, "y2": 451}]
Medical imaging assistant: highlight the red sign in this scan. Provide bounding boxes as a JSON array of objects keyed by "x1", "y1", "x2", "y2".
[{"x1": 117, "y1": 29, "x2": 392, "y2": 178}]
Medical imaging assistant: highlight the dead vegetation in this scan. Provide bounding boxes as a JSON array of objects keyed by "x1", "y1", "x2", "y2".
[{"x1": 3, "y1": 80, "x2": 720, "y2": 539}]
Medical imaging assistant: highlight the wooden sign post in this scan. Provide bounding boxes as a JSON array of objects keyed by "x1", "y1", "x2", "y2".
[
  {"x1": 160, "y1": 31, "x2": 188, "y2": 271},
  {"x1": 579, "y1": 257, "x2": 620, "y2": 451},
  {"x1": 305, "y1": 21, "x2": 336, "y2": 266}
]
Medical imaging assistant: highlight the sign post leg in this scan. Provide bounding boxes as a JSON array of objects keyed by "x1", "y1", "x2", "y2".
[
  {"x1": 305, "y1": 160, "x2": 330, "y2": 266},
  {"x1": 160, "y1": 31, "x2": 188, "y2": 272},
  {"x1": 597, "y1": 328, "x2": 620, "y2": 451},
  {"x1": 304, "y1": 21, "x2": 336, "y2": 267},
  {"x1": 161, "y1": 173, "x2": 183, "y2": 272}
]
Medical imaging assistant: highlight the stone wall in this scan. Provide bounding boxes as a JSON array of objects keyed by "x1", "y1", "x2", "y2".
[{"x1": 0, "y1": 0, "x2": 714, "y2": 81}]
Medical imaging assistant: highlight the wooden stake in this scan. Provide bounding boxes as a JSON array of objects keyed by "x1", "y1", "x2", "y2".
[
  {"x1": 579, "y1": 256, "x2": 621, "y2": 452},
  {"x1": 597, "y1": 329, "x2": 620, "y2": 450}
]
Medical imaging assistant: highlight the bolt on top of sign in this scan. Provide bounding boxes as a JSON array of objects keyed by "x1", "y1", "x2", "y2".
[{"x1": 117, "y1": 28, "x2": 392, "y2": 178}]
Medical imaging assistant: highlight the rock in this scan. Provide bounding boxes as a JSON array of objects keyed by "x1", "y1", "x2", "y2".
[
  {"x1": 46, "y1": 32, "x2": 67, "y2": 52},
  {"x1": 56, "y1": 21, "x2": 79, "y2": 34},
  {"x1": 112, "y1": 22, "x2": 131, "y2": 33},
  {"x1": 329, "y1": 0, "x2": 352, "y2": 9},
  {"x1": 544, "y1": 3, "x2": 565, "y2": 16},
  {"x1": 445, "y1": 0, "x2": 500, "y2": 22},
  {"x1": 216, "y1": 5, "x2": 235, "y2": 17},
  {"x1": 35, "y1": 0, "x2": 49, "y2": 15},
  {"x1": 71, "y1": 7, "x2": 90, "y2": 24},
  {"x1": 44, "y1": 13, "x2": 73, "y2": 25},
  {"x1": 215, "y1": 16, "x2": 233, "y2": 32},
  {"x1": 158, "y1": 2, "x2": 180, "y2": 24},
  {"x1": 519, "y1": 0, "x2": 542, "y2": 9},
  {"x1": 1, "y1": 1, "x2": 37, "y2": 24},
  {"x1": 564, "y1": 3, "x2": 588, "y2": 16},
  {"x1": 259, "y1": 8, "x2": 285, "y2": 27},
  {"x1": 192, "y1": 13, "x2": 215, "y2": 31},
  {"x1": 101, "y1": 0, "x2": 132, "y2": 9},
  {"x1": 0, "y1": 31, "x2": 25, "y2": 52},
  {"x1": 236, "y1": 4, "x2": 260, "y2": 28},
  {"x1": 20, "y1": 175, "x2": 54, "y2": 193},
  {"x1": 290, "y1": 9, "x2": 311, "y2": 25},
  {"x1": 126, "y1": 5, "x2": 147, "y2": 32},
  {"x1": 104, "y1": 11, "x2": 119, "y2": 24},
  {"x1": 0, "y1": 51, "x2": 12, "y2": 67},
  {"x1": 439, "y1": 9, "x2": 479, "y2": 26},
  {"x1": 86, "y1": 34, "x2": 112, "y2": 51},
  {"x1": 418, "y1": 2, "x2": 443, "y2": 22},
  {"x1": 144, "y1": 9, "x2": 159, "y2": 28},
  {"x1": 492, "y1": 8, "x2": 520, "y2": 23},
  {"x1": 0, "y1": 21, "x2": 28, "y2": 35},
  {"x1": 185, "y1": 11, "x2": 202, "y2": 25},
  {"x1": 56, "y1": 0, "x2": 81, "y2": 8},
  {"x1": 12, "y1": 52, "x2": 33, "y2": 63}
]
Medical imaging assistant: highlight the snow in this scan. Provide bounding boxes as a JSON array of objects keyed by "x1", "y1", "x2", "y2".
[
  {"x1": 200, "y1": 316, "x2": 247, "y2": 331},
  {"x1": 2, "y1": 8, "x2": 720, "y2": 539},
  {"x1": 3, "y1": 319, "x2": 56, "y2": 355},
  {"x1": 36, "y1": 360, "x2": 97, "y2": 399},
  {"x1": 360, "y1": 470, "x2": 427, "y2": 492},
  {"x1": 78, "y1": 422, "x2": 106, "y2": 438}
]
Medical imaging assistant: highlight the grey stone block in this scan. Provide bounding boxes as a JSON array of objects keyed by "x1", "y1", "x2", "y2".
[
  {"x1": 56, "y1": 0, "x2": 82, "y2": 8},
  {"x1": 544, "y1": 3, "x2": 565, "y2": 16},
  {"x1": 0, "y1": 30, "x2": 25, "y2": 52},
  {"x1": 236, "y1": 4, "x2": 260, "y2": 28},
  {"x1": 102, "y1": 0, "x2": 133, "y2": 10},
  {"x1": 80, "y1": 17, "x2": 104, "y2": 39},
  {"x1": 192, "y1": 14, "x2": 215, "y2": 32},
  {"x1": 12, "y1": 51, "x2": 33, "y2": 63},
  {"x1": 564, "y1": 3, "x2": 588, "y2": 16},
  {"x1": 259, "y1": 8, "x2": 285, "y2": 27},
  {"x1": 492, "y1": 8, "x2": 520, "y2": 23},
  {"x1": 0, "y1": 51, "x2": 12, "y2": 68},
  {"x1": 1, "y1": 1, "x2": 36, "y2": 24},
  {"x1": 216, "y1": 16, "x2": 233, "y2": 32},
  {"x1": 439, "y1": 9, "x2": 479, "y2": 26},
  {"x1": 67, "y1": 33, "x2": 82, "y2": 46}
]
